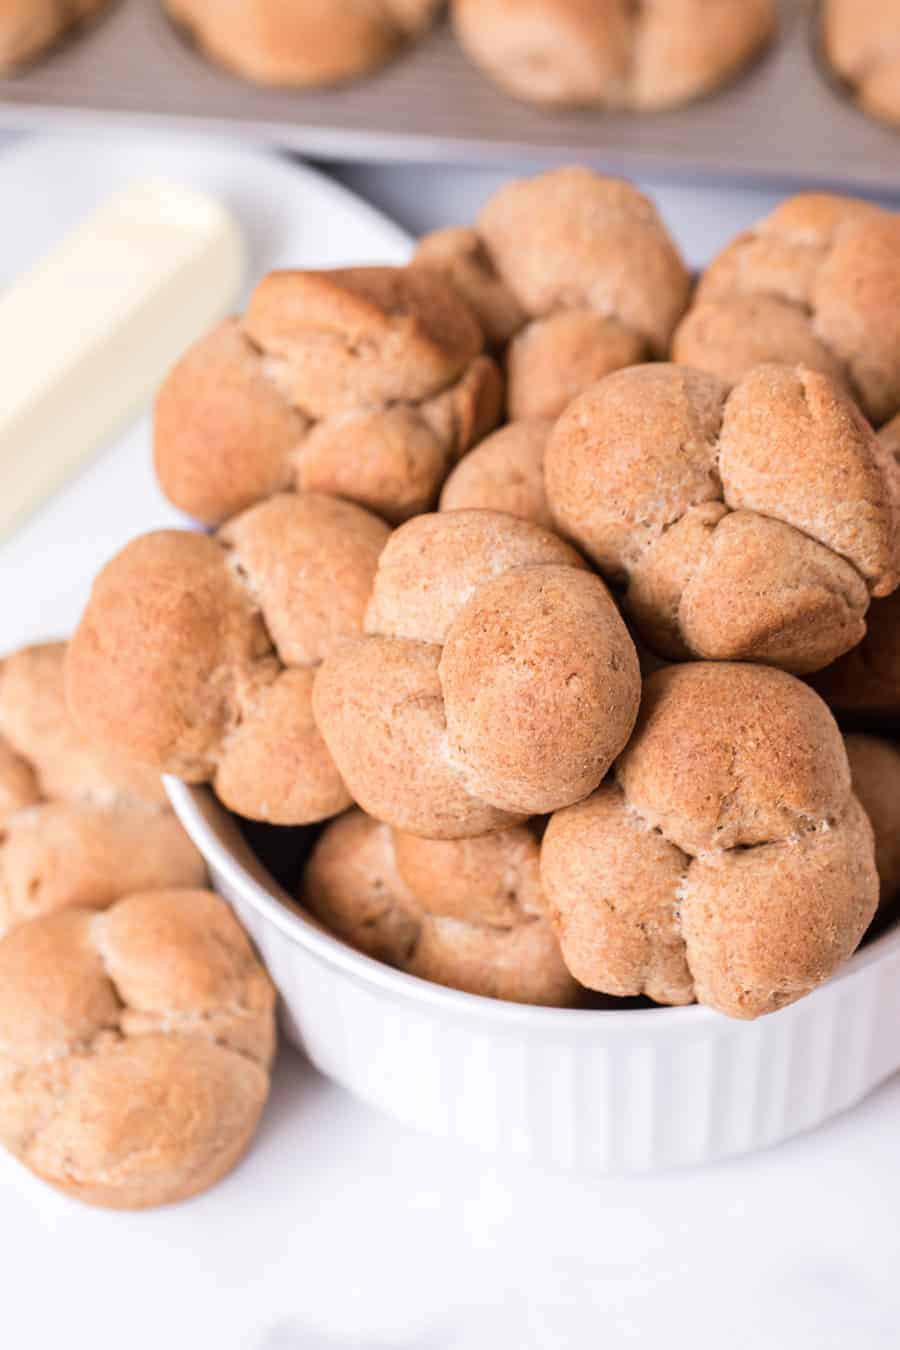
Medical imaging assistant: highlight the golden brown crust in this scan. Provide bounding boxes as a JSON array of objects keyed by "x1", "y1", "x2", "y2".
[
  {"x1": 312, "y1": 636, "x2": 521, "y2": 839},
  {"x1": 244, "y1": 268, "x2": 483, "y2": 417},
  {"x1": 0, "y1": 736, "x2": 40, "y2": 830},
  {"x1": 66, "y1": 530, "x2": 269, "y2": 782},
  {"x1": 545, "y1": 362, "x2": 899, "y2": 673},
  {"x1": 0, "y1": 642, "x2": 206, "y2": 934},
  {"x1": 823, "y1": 0, "x2": 900, "y2": 126},
  {"x1": 303, "y1": 809, "x2": 580, "y2": 1005},
  {"x1": 0, "y1": 891, "x2": 275, "y2": 1209},
  {"x1": 412, "y1": 226, "x2": 526, "y2": 347},
  {"x1": 673, "y1": 194, "x2": 900, "y2": 425},
  {"x1": 0, "y1": 0, "x2": 110, "y2": 74},
  {"x1": 0, "y1": 801, "x2": 206, "y2": 936},
  {"x1": 844, "y1": 733, "x2": 900, "y2": 914},
  {"x1": 155, "y1": 266, "x2": 500, "y2": 527},
  {"x1": 615, "y1": 664, "x2": 851, "y2": 854},
  {"x1": 478, "y1": 169, "x2": 689, "y2": 354},
  {"x1": 67, "y1": 493, "x2": 392, "y2": 824},
  {"x1": 541, "y1": 784, "x2": 693, "y2": 1005},
  {"x1": 314, "y1": 511, "x2": 640, "y2": 836},
  {"x1": 542, "y1": 664, "x2": 878, "y2": 1019},
  {"x1": 440, "y1": 565, "x2": 641, "y2": 814},
  {"x1": 414, "y1": 168, "x2": 689, "y2": 420},
  {"x1": 0, "y1": 642, "x2": 167, "y2": 806},
  {"x1": 364, "y1": 508, "x2": 583, "y2": 646},
  {"x1": 439, "y1": 420, "x2": 553, "y2": 527},
  {"x1": 811, "y1": 590, "x2": 900, "y2": 721},
  {"x1": 507, "y1": 312, "x2": 646, "y2": 422},
  {"x1": 165, "y1": 0, "x2": 440, "y2": 88},
  {"x1": 453, "y1": 0, "x2": 775, "y2": 110},
  {"x1": 154, "y1": 319, "x2": 303, "y2": 527}
]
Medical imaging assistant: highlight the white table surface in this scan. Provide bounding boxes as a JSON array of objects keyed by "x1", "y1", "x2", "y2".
[{"x1": 2, "y1": 129, "x2": 900, "y2": 1350}]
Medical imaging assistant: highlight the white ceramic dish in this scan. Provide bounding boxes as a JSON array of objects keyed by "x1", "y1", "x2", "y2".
[{"x1": 167, "y1": 780, "x2": 900, "y2": 1174}]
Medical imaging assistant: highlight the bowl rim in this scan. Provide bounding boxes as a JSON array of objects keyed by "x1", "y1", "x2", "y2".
[{"x1": 167, "y1": 776, "x2": 900, "y2": 1033}]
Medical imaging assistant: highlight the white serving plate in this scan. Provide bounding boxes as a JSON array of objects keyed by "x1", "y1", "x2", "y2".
[{"x1": 168, "y1": 780, "x2": 900, "y2": 1175}]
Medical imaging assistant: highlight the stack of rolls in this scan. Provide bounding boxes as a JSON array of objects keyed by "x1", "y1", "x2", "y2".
[
  {"x1": 64, "y1": 167, "x2": 900, "y2": 1025},
  {"x1": 0, "y1": 641, "x2": 276, "y2": 1209}
]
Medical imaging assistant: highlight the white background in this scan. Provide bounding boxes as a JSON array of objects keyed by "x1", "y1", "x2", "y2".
[{"x1": 2, "y1": 130, "x2": 899, "y2": 1349}]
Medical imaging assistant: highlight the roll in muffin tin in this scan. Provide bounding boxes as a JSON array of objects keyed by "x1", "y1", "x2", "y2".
[{"x1": 0, "y1": 0, "x2": 898, "y2": 192}]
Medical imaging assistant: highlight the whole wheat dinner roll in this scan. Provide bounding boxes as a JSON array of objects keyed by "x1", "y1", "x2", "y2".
[
  {"x1": 155, "y1": 266, "x2": 501, "y2": 527},
  {"x1": 67, "y1": 493, "x2": 392, "y2": 825},
  {"x1": 0, "y1": 643, "x2": 205, "y2": 935},
  {"x1": 545, "y1": 362, "x2": 899, "y2": 673},
  {"x1": 313, "y1": 509, "x2": 641, "y2": 837},
  {"x1": 541, "y1": 664, "x2": 879, "y2": 1019},
  {"x1": 812, "y1": 591, "x2": 900, "y2": 722},
  {"x1": 413, "y1": 167, "x2": 690, "y2": 419},
  {"x1": 672, "y1": 193, "x2": 900, "y2": 425},
  {"x1": 844, "y1": 733, "x2": 900, "y2": 916},
  {"x1": 812, "y1": 420, "x2": 900, "y2": 718},
  {"x1": 453, "y1": 0, "x2": 775, "y2": 110},
  {"x1": 303, "y1": 809, "x2": 580, "y2": 1005},
  {"x1": 0, "y1": 0, "x2": 109, "y2": 72},
  {"x1": 0, "y1": 889, "x2": 275, "y2": 1208},
  {"x1": 165, "y1": 0, "x2": 440, "y2": 87},
  {"x1": 439, "y1": 420, "x2": 553, "y2": 527},
  {"x1": 823, "y1": 0, "x2": 900, "y2": 126}
]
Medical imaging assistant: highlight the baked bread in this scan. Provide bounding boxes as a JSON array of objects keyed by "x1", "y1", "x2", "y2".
[
  {"x1": 155, "y1": 266, "x2": 501, "y2": 526},
  {"x1": 844, "y1": 733, "x2": 900, "y2": 916},
  {"x1": 545, "y1": 362, "x2": 899, "y2": 673},
  {"x1": 672, "y1": 193, "x2": 900, "y2": 425},
  {"x1": 809, "y1": 415, "x2": 900, "y2": 717},
  {"x1": 812, "y1": 591, "x2": 900, "y2": 722},
  {"x1": 67, "y1": 493, "x2": 391, "y2": 825},
  {"x1": 313, "y1": 509, "x2": 641, "y2": 837},
  {"x1": 822, "y1": 0, "x2": 900, "y2": 126},
  {"x1": 0, "y1": 889, "x2": 275, "y2": 1208},
  {"x1": 453, "y1": 0, "x2": 775, "y2": 110},
  {"x1": 541, "y1": 663, "x2": 879, "y2": 1019},
  {"x1": 413, "y1": 167, "x2": 690, "y2": 419},
  {"x1": 303, "y1": 809, "x2": 580, "y2": 1004},
  {"x1": 165, "y1": 0, "x2": 441, "y2": 87},
  {"x1": 0, "y1": 0, "x2": 109, "y2": 73},
  {"x1": 0, "y1": 643, "x2": 205, "y2": 934},
  {"x1": 439, "y1": 420, "x2": 553, "y2": 527}
]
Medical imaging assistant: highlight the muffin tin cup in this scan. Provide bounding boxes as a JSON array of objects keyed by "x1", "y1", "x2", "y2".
[
  {"x1": 1, "y1": 1, "x2": 899, "y2": 192},
  {"x1": 167, "y1": 779, "x2": 900, "y2": 1174}
]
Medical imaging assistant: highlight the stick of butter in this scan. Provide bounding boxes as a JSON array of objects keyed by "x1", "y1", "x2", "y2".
[{"x1": 0, "y1": 178, "x2": 245, "y2": 538}]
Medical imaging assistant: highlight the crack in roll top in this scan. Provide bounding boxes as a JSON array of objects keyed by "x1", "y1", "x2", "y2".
[
  {"x1": 0, "y1": 888, "x2": 275, "y2": 1209},
  {"x1": 313, "y1": 509, "x2": 641, "y2": 837},
  {"x1": 545, "y1": 362, "x2": 900, "y2": 674},
  {"x1": 0, "y1": 643, "x2": 206, "y2": 936},
  {"x1": 673, "y1": 192, "x2": 900, "y2": 426},
  {"x1": 302, "y1": 810, "x2": 581, "y2": 1006},
  {"x1": 541, "y1": 663, "x2": 879, "y2": 1020},
  {"x1": 66, "y1": 493, "x2": 393, "y2": 826},
  {"x1": 413, "y1": 166, "x2": 691, "y2": 420},
  {"x1": 154, "y1": 264, "x2": 502, "y2": 527}
]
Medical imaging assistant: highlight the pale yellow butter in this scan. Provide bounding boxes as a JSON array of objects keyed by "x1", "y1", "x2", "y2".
[{"x1": 0, "y1": 178, "x2": 245, "y2": 537}]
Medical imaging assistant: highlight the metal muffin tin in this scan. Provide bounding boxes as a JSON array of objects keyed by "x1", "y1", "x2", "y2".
[{"x1": 0, "y1": 0, "x2": 898, "y2": 190}]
